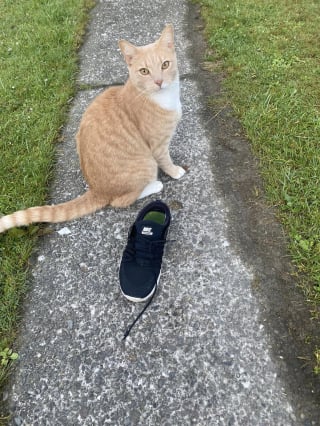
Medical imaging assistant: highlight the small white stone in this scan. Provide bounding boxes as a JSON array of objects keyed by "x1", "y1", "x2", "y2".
[
  {"x1": 79, "y1": 262, "x2": 88, "y2": 272},
  {"x1": 57, "y1": 227, "x2": 71, "y2": 236},
  {"x1": 114, "y1": 229, "x2": 123, "y2": 240},
  {"x1": 37, "y1": 255, "x2": 45, "y2": 262}
]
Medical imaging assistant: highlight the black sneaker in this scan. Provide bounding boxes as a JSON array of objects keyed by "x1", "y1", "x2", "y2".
[{"x1": 119, "y1": 200, "x2": 171, "y2": 303}]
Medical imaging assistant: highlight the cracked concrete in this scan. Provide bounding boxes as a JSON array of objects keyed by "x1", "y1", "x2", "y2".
[{"x1": 1, "y1": 0, "x2": 320, "y2": 424}]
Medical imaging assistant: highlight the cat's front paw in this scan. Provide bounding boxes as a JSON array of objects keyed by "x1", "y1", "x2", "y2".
[{"x1": 170, "y1": 165, "x2": 186, "y2": 180}]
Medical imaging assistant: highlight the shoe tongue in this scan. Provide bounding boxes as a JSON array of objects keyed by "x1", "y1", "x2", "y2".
[{"x1": 135, "y1": 220, "x2": 164, "y2": 240}]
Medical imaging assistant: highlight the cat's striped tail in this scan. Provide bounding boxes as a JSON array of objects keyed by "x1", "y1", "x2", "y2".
[{"x1": 0, "y1": 190, "x2": 107, "y2": 233}]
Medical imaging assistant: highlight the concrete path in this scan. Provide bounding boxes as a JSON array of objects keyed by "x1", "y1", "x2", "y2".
[{"x1": 2, "y1": 1, "x2": 320, "y2": 424}]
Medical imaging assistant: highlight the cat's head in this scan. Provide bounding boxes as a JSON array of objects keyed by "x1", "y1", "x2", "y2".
[{"x1": 119, "y1": 25, "x2": 178, "y2": 95}]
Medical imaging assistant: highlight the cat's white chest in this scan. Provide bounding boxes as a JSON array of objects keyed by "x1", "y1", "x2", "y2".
[{"x1": 150, "y1": 79, "x2": 182, "y2": 115}]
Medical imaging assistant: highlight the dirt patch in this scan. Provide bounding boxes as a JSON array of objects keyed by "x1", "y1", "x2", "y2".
[{"x1": 187, "y1": 2, "x2": 320, "y2": 420}]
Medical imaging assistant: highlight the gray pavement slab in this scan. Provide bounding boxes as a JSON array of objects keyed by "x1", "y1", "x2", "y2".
[{"x1": 2, "y1": 0, "x2": 320, "y2": 425}]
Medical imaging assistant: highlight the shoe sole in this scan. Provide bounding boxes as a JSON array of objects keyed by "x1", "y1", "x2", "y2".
[{"x1": 120, "y1": 271, "x2": 161, "y2": 303}]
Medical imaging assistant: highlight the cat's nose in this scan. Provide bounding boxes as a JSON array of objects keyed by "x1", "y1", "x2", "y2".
[{"x1": 155, "y1": 79, "x2": 163, "y2": 87}]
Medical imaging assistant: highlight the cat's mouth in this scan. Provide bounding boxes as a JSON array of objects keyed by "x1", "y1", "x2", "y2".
[{"x1": 155, "y1": 81, "x2": 168, "y2": 91}]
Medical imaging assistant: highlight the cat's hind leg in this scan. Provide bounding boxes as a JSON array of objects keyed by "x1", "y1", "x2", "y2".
[
  {"x1": 138, "y1": 180, "x2": 163, "y2": 199},
  {"x1": 110, "y1": 181, "x2": 163, "y2": 208}
]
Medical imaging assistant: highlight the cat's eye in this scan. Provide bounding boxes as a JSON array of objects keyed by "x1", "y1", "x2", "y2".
[
  {"x1": 139, "y1": 68, "x2": 149, "y2": 75},
  {"x1": 161, "y1": 61, "x2": 170, "y2": 70}
]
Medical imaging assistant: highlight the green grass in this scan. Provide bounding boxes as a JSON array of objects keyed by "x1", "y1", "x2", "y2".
[
  {"x1": 0, "y1": 0, "x2": 94, "y2": 390},
  {"x1": 197, "y1": 0, "x2": 320, "y2": 372},
  {"x1": 197, "y1": 1, "x2": 320, "y2": 301}
]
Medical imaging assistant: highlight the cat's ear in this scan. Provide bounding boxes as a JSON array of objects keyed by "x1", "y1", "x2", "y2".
[
  {"x1": 158, "y1": 24, "x2": 174, "y2": 49},
  {"x1": 119, "y1": 40, "x2": 137, "y2": 66}
]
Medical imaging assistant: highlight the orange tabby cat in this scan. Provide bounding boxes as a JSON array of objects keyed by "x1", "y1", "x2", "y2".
[{"x1": 0, "y1": 25, "x2": 185, "y2": 233}]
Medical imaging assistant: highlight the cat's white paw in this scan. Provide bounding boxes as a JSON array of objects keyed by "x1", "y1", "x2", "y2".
[
  {"x1": 151, "y1": 180, "x2": 164, "y2": 193},
  {"x1": 171, "y1": 165, "x2": 186, "y2": 180},
  {"x1": 138, "y1": 180, "x2": 163, "y2": 199}
]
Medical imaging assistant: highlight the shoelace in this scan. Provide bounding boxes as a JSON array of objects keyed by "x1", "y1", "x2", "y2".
[
  {"x1": 123, "y1": 235, "x2": 166, "y2": 266},
  {"x1": 122, "y1": 238, "x2": 175, "y2": 340},
  {"x1": 122, "y1": 282, "x2": 158, "y2": 340}
]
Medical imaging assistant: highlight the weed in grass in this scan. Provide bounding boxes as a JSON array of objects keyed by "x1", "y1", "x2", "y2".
[
  {"x1": 0, "y1": 348, "x2": 18, "y2": 368},
  {"x1": 314, "y1": 349, "x2": 320, "y2": 375}
]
